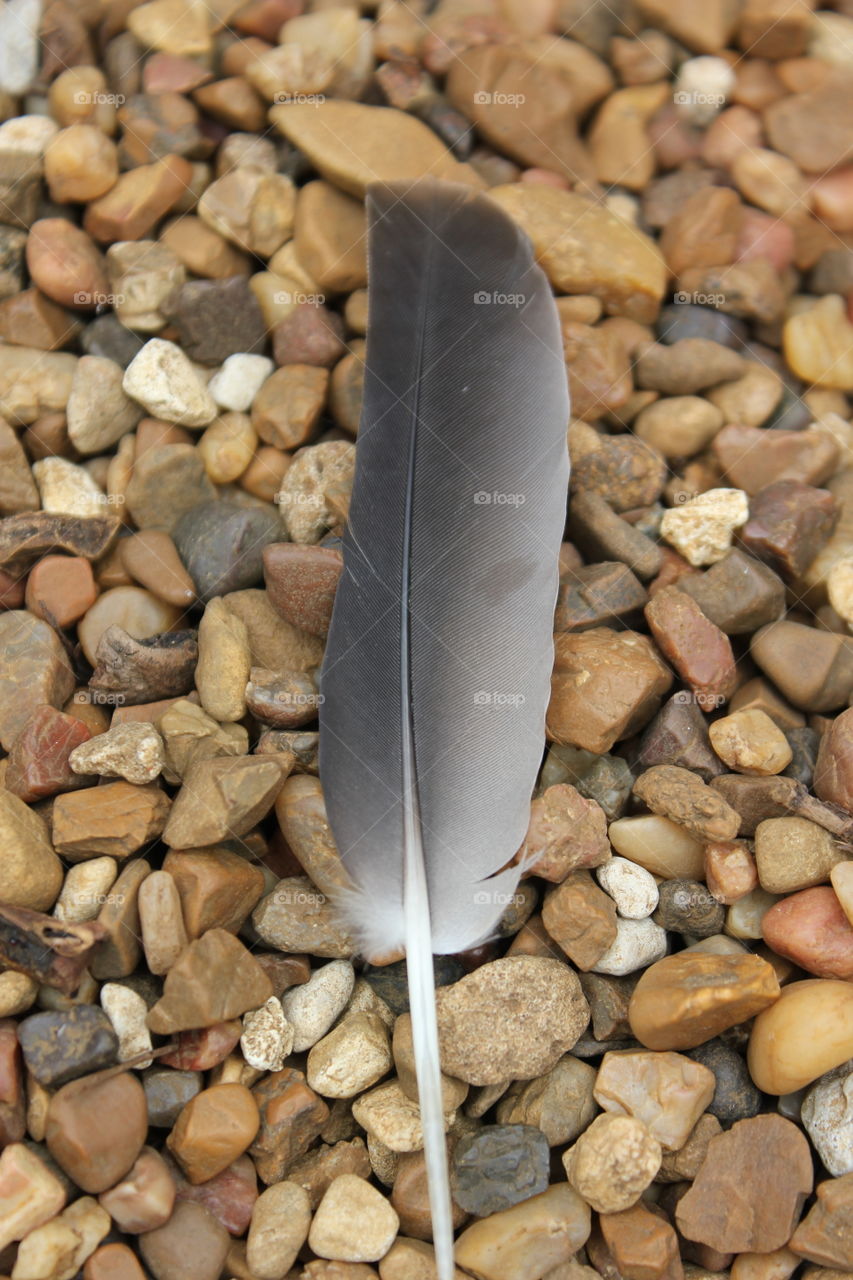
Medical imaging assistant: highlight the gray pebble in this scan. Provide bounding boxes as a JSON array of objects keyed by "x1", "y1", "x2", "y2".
[
  {"x1": 451, "y1": 1123, "x2": 550, "y2": 1215},
  {"x1": 688, "y1": 1039, "x2": 762, "y2": 1124},
  {"x1": 653, "y1": 879, "x2": 725, "y2": 937},
  {"x1": 18, "y1": 1005, "x2": 118, "y2": 1087},
  {"x1": 173, "y1": 501, "x2": 283, "y2": 603}
]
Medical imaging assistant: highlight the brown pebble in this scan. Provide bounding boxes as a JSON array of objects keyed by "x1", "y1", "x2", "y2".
[
  {"x1": 789, "y1": 1173, "x2": 853, "y2": 1270},
  {"x1": 751, "y1": 620, "x2": 853, "y2": 712},
  {"x1": 162, "y1": 847, "x2": 266, "y2": 938},
  {"x1": 52, "y1": 780, "x2": 170, "y2": 860},
  {"x1": 250, "y1": 1067, "x2": 331, "y2": 1185},
  {"x1": 263, "y1": 542, "x2": 343, "y2": 639},
  {"x1": 762, "y1": 886, "x2": 853, "y2": 980},
  {"x1": 25, "y1": 555, "x2": 98, "y2": 627},
  {"x1": 120, "y1": 530, "x2": 196, "y2": 607},
  {"x1": 645, "y1": 587, "x2": 737, "y2": 712},
  {"x1": 25, "y1": 218, "x2": 108, "y2": 311},
  {"x1": 273, "y1": 303, "x2": 346, "y2": 368},
  {"x1": 519, "y1": 783, "x2": 610, "y2": 882},
  {"x1": 147, "y1": 928, "x2": 274, "y2": 1034},
  {"x1": 676, "y1": 548, "x2": 785, "y2": 635},
  {"x1": 569, "y1": 490, "x2": 663, "y2": 581},
  {"x1": 633, "y1": 765, "x2": 741, "y2": 842},
  {"x1": 542, "y1": 871, "x2": 618, "y2": 970},
  {"x1": 84, "y1": 156, "x2": 194, "y2": 243},
  {"x1": 84, "y1": 1242, "x2": 147, "y2": 1280},
  {"x1": 814, "y1": 705, "x2": 853, "y2": 813},
  {"x1": 709, "y1": 709, "x2": 793, "y2": 776},
  {"x1": 167, "y1": 1083, "x2": 260, "y2": 1184},
  {"x1": 139, "y1": 1199, "x2": 230, "y2": 1280},
  {"x1": 660, "y1": 186, "x2": 742, "y2": 276},
  {"x1": 713, "y1": 424, "x2": 839, "y2": 494},
  {"x1": 98, "y1": 1145, "x2": 175, "y2": 1233},
  {"x1": 600, "y1": 1202, "x2": 681, "y2": 1280},
  {"x1": 5, "y1": 703, "x2": 93, "y2": 803},
  {"x1": 554, "y1": 561, "x2": 648, "y2": 633},
  {"x1": 251, "y1": 365, "x2": 329, "y2": 450},
  {"x1": 46, "y1": 1068, "x2": 148, "y2": 1194},
  {"x1": 570, "y1": 428, "x2": 667, "y2": 513},
  {"x1": 740, "y1": 480, "x2": 840, "y2": 581}
]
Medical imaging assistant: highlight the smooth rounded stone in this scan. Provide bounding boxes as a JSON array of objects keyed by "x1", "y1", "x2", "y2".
[
  {"x1": 124, "y1": 442, "x2": 217, "y2": 534},
  {"x1": 802, "y1": 1065, "x2": 853, "y2": 1177},
  {"x1": 159, "y1": 1022, "x2": 242, "y2": 1074},
  {"x1": 98, "y1": 1146, "x2": 175, "y2": 1234},
  {"x1": 65, "y1": 355, "x2": 141, "y2": 456},
  {"x1": 709, "y1": 709, "x2": 793, "y2": 777},
  {"x1": 122, "y1": 338, "x2": 216, "y2": 427},
  {"x1": 246, "y1": 1181, "x2": 311, "y2": 1280},
  {"x1": 307, "y1": 1013, "x2": 392, "y2": 1100},
  {"x1": 628, "y1": 949, "x2": 780, "y2": 1052},
  {"x1": 253, "y1": 877, "x2": 355, "y2": 960},
  {"x1": 762, "y1": 886, "x2": 853, "y2": 980},
  {"x1": 308, "y1": 1173, "x2": 399, "y2": 1263},
  {"x1": 633, "y1": 765, "x2": 740, "y2": 844},
  {"x1": 167, "y1": 1082, "x2": 260, "y2": 1185},
  {"x1": 653, "y1": 880, "x2": 726, "y2": 937},
  {"x1": 281, "y1": 960, "x2": 356, "y2": 1053},
  {"x1": 753, "y1": 621, "x2": 853, "y2": 714},
  {"x1": 53, "y1": 858, "x2": 118, "y2": 926},
  {"x1": 240, "y1": 998, "x2": 293, "y2": 1073},
  {"x1": 450, "y1": 1124, "x2": 549, "y2": 1217},
  {"x1": 46, "y1": 1068, "x2": 148, "y2": 1194},
  {"x1": 749, "y1": 978, "x2": 853, "y2": 1095},
  {"x1": 727, "y1": 885, "x2": 783, "y2": 940},
  {"x1": 17, "y1": 1005, "x2": 117, "y2": 1089},
  {"x1": 595, "y1": 856, "x2": 659, "y2": 920},
  {"x1": 789, "y1": 1175, "x2": 853, "y2": 1270},
  {"x1": 593, "y1": 1047, "x2": 715, "y2": 1153},
  {"x1": 13, "y1": 1195, "x2": 111, "y2": 1280},
  {"x1": 688, "y1": 1039, "x2": 762, "y2": 1123},
  {"x1": 197, "y1": 413, "x2": 257, "y2": 485},
  {"x1": 834, "y1": 862, "x2": 853, "y2": 928},
  {"x1": 634, "y1": 395, "x2": 724, "y2": 459},
  {"x1": 608, "y1": 814, "x2": 706, "y2": 880},
  {"x1": 660, "y1": 488, "x2": 750, "y2": 566},
  {"x1": 25, "y1": 555, "x2": 98, "y2": 631},
  {"x1": 77, "y1": 587, "x2": 182, "y2": 667},
  {"x1": 195, "y1": 595, "x2": 251, "y2": 723},
  {"x1": 455, "y1": 1182, "x2": 590, "y2": 1280},
  {"x1": 172, "y1": 501, "x2": 282, "y2": 604},
  {"x1": 100, "y1": 983, "x2": 153, "y2": 1068},
  {"x1": 139, "y1": 1200, "x2": 230, "y2": 1280},
  {"x1": 634, "y1": 338, "x2": 744, "y2": 395},
  {"x1": 84, "y1": 1241, "x2": 148, "y2": 1280},
  {"x1": 276, "y1": 439, "x2": 355, "y2": 544},
  {"x1": 754, "y1": 817, "x2": 843, "y2": 894},
  {"x1": 676, "y1": 1114, "x2": 812, "y2": 1253},
  {"x1": 163, "y1": 276, "x2": 267, "y2": 367},
  {"x1": 784, "y1": 295, "x2": 853, "y2": 390},
  {"x1": 0, "y1": 1141, "x2": 68, "y2": 1253},
  {"x1": 352, "y1": 1079, "x2": 439, "y2": 1154},
  {"x1": 263, "y1": 542, "x2": 343, "y2": 639},
  {"x1": 136, "y1": 872, "x2": 188, "y2": 978},
  {"x1": 69, "y1": 721, "x2": 165, "y2": 786},
  {"x1": 144, "y1": 1069, "x2": 202, "y2": 1129},
  {"x1": 815, "y1": 706, "x2": 853, "y2": 814},
  {"x1": 120, "y1": 530, "x2": 196, "y2": 609},
  {"x1": 646, "y1": 586, "x2": 738, "y2": 711},
  {"x1": 562, "y1": 1112, "x2": 661, "y2": 1213},
  {"x1": 207, "y1": 354, "x2": 273, "y2": 414},
  {"x1": 0, "y1": 970, "x2": 37, "y2": 1017},
  {"x1": 392, "y1": 1012, "x2": 467, "y2": 1114},
  {"x1": 169, "y1": 1150, "x2": 258, "y2": 1237},
  {"x1": 25, "y1": 219, "x2": 107, "y2": 311},
  {"x1": 591, "y1": 917, "x2": 668, "y2": 976}
]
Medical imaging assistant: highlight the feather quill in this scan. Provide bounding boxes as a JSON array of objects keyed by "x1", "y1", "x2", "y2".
[{"x1": 318, "y1": 178, "x2": 570, "y2": 1279}]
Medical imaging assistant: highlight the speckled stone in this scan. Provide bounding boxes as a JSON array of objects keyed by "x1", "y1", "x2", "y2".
[
  {"x1": 450, "y1": 1123, "x2": 550, "y2": 1216},
  {"x1": 653, "y1": 879, "x2": 727, "y2": 936},
  {"x1": 18, "y1": 1006, "x2": 118, "y2": 1087},
  {"x1": 688, "y1": 1039, "x2": 762, "y2": 1123}
]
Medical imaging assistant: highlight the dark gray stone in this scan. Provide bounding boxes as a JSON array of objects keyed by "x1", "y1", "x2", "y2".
[
  {"x1": 18, "y1": 1006, "x2": 118, "y2": 1087},
  {"x1": 783, "y1": 726, "x2": 820, "y2": 787},
  {"x1": 143, "y1": 1067, "x2": 203, "y2": 1127},
  {"x1": 653, "y1": 878, "x2": 726, "y2": 937},
  {"x1": 80, "y1": 314, "x2": 146, "y2": 368},
  {"x1": 172, "y1": 501, "x2": 283, "y2": 603},
  {"x1": 361, "y1": 957, "x2": 464, "y2": 1016},
  {"x1": 451, "y1": 1124, "x2": 550, "y2": 1215},
  {"x1": 656, "y1": 304, "x2": 746, "y2": 348},
  {"x1": 163, "y1": 275, "x2": 268, "y2": 365},
  {"x1": 688, "y1": 1039, "x2": 762, "y2": 1124},
  {"x1": 636, "y1": 691, "x2": 724, "y2": 783}
]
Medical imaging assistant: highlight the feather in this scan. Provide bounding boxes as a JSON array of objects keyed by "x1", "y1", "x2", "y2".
[{"x1": 318, "y1": 178, "x2": 570, "y2": 1279}]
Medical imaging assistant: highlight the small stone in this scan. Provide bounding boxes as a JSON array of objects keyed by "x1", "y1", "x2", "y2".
[
  {"x1": 645, "y1": 586, "x2": 737, "y2": 712},
  {"x1": 159, "y1": 1022, "x2": 242, "y2": 1073},
  {"x1": 207, "y1": 354, "x2": 273, "y2": 413},
  {"x1": 0, "y1": 1142, "x2": 67, "y2": 1252},
  {"x1": 52, "y1": 780, "x2": 170, "y2": 860},
  {"x1": 169, "y1": 1150, "x2": 258, "y2": 1237},
  {"x1": 308, "y1": 1174, "x2": 399, "y2": 1263},
  {"x1": 742, "y1": 480, "x2": 840, "y2": 584},
  {"x1": 124, "y1": 444, "x2": 217, "y2": 534},
  {"x1": 5, "y1": 704, "x2": 92, "y2": 803},
  {"x1": 263, "y1": 542, "x2": 343, "y2": 639},
  {"x1": 677, "y1": 549, "x2": 785, "y2": 636},
  {"x1": 706, "y1": 360, "x2": 784, "y2": 427},
  {"x1": 25, "y1": 219, "x2": 108, "y2": 312},
  {"x1": 569, "y1": 429, "x2": 667, "y2": 513},
  {"x1": 195, "y1": 596, "x2": 251, "y2": 723},
  {"x1": 18, "y1": 1006, "x2": 118, "y2": 1088},
  {"x1": 123, "y1": 338, "x2": 216, "y2": 427},
  {"x1": 749, "y1": 977, "x2": 853, "y2": 1095},
  {"x1": 714, "y1": 424, "x2": 839, "y2": 494},
  {"x1": 247, "y1": 1181, "x2": 312, "y2": 1280},
  {"x1": 164, "y1": 276, "x2": 267, "y2": 367},
  {"x1": 54, "y1": 859, "x2": 119, "y2": 926},
  {"x1": 25, "y1": 555, "x2": 99, "y2": 630},
  {"x1": 709, "y1": 709, "x2": 793, "y2": 776},
  {"x1": 637, "y1": 692, "x2": 725, "y2": 783},
  {"x1": 13, "y1": 1195, "x2": 110, "y2": 1280},
  {"x1": 450, "y1": 1123, "x2": 549, "y2": 1216},
  {"x1": 0, "y1": 789, "x2": 64, "y2": 911},
  {"x1": 563, "y1": 1112, "x2": 660, "y2": 1213},
  {"x1": 69, "y1": 721, "x2": 165, "y2": 785},
  {"x1": 253, "y1": 877, "x2": 354, "y2": 959},
  {"x1": 197, "y1": 168, "x2": 295, "y2": 258},
  {"x1": 542, "y1": 871, "x2": 617, "y2": 970},
  {"x1": 250, "y1": 1067, "x2": 330, "y2": 1185},
  {"x1": 98, "y1": 1146, "x2": 174, "y2": 1234},
  {"x1": 454, "y1": 1182, "x2": 591, "y2": 1280},
  {"x1": 554, "y1": 562, "x2": 647, "y2": 633},
  {"x1": 252, "y1": 364, "x2": 329, "y2": 451},
  {"x1": 147, "y1": 929, "x2": 274, "y2": 1034},
  {"x1": 144, "y1": 1070, "x2": 202, "y2": 1129},
  {"x1": 628, "y1": 950, "x2": 781, "y2": 1050},
  {"x1": 752, "y1": 621, "x2": 853, "y2": 712},
  {"x1": 172, "y1": 500, "x2": 282, "y2": 603},
  {"x1": 65, "y1": 355, "x2": 141, "y2": 456},
  {"x1": 119, "y1": 530, "x2": 197, "y2": 609},
  {"x1": 594, "y1": 1048, "x2": 715, "y2": 1153},
  {"x1": 281, "y1": 960, "x2": 355, "y2": 1053},
  {"x1": 634, "y1": 396, "x2": 724, "y2": 459},
  {"x1": 547, "y1": 628, "x2": 672, "y2": 754},
  {"x1": 609, "y1": 813, "x2": 706, "y2": 880},
  {"x1": 84, "y1": 156, "x2": 193, "y2": 245},
  {"x1": 78, "y1": 585, "x2": 182, "y2": 667},
  {"x1": 276, "y1": 439, "x2": 355, "y2": 544},
  {"x1": 495, "y1": 1054, "x2": 596, "y2": 1148},
  {"x1": 162, "y1": 754, "x2": 290, "y2": 848},
  {"x1": 84, "y1": 1242, "x2": 148, "y2": 1280},
  {"x1": 677, "y1": 1115, "x2": 812, "y2": 1253},
  {"x1": 633, "y1": 765, "x2": 740, "y2": 843},
  {"x1": 601, "y1": 1202, "x2": 682, "y2": 1280},
  {"x1": 197, "y1": 412, "x2": 258, "y2": 485},
  {"x1": 802, "y1": 1066, "x2": 853, "y2": 1177},
  {"x1": 167, "y1": 1083, "x2": 260, "y2": 1184},
  {"x1": 162, "y1": 846, "x2": 265, "y2": 938},
  {"x1": 660, "y1": 488, "x2": 749, "y2": 566},
  {"x1": 754, "y1": 816, "x2": 843, "y2": 894},
  {"x1": 520, "y1": 784, "x2": 610, "y2": 882},
  {"x1": 138, "y1": 1200, "x2": 229, "y2": 1280},
  {"x1": 634, "y1": 339, "x2": 744, "y2": 395},
  {"x1": 653, "y1": 880, "x2": 726, "y2": 936},
  {"x1": 784, "y1": 295, "x2": 853, "y2": 390},
  {"x1": 435, "y1": 957, "x2": 589, "y2": 1087},
  {"x1": 789, "y1": 1172, "x2": 853, "y2": 1269},
  {"x1": 815, "y1": 706, "x2": 853, "y2": 813},
  {"x1": 240, "y1": 998, "x2": 293, "y2": 1072},
  {"x1": 762, "y1": 886, "x2": 853, "y2": 980},
  {"x1": 592, "y1": 917, "x2": 669, "y2": 976},
  {"x1": 568, "y1": 491, "x2": 663, "y2": 581},
  {"x1": 705, "y1": 840, "x2": 759, "y2": 905},
  {"x1": 352, "y1": 1078, "x2": 437, "y2": 1154},
  {"x1": 88, "y1": 627, "x2": 199, "y2": 708},
  {"x1": 46, "y1": 1068, "x2": 148, "y2": 1194},
  {"x1": 307, "y1": 1013, "x2": 392, "y2": 1099},
  {"x1": 689, "y1": 1039, "x2": 762, "y2": 1124},
  {"x1": 100, "y1": 983, "x2": 153, "y2": 1068},
  {"x1": 273, "y1": 303, "x2": 346, "y2": 368}
]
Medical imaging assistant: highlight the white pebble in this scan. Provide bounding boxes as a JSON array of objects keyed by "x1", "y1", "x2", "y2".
[
  {"x1": 123, "y1": 338, "x2": 217, "y2": 427},
  {"x1": 100, "y1": 983, "x2": 153, "y2": 1067},
  {"x1": 69, "y1": 721, "x2": 165, "y2": 785},
  {"x1": 592, "y1": 917, "x2": 668, "y2": 976},
  {"x1": 208, "y1": 353, "x2": 274, "y2": 412},
  {"x1": 0, "y1": 113, "x2": 58, "y2": 156},
  {"x1": 801, "y1": 1065, "x2": 853, "y2": 1176},
  {"x1": 54, "y1": 858, "x2": 118, "y2": 924},
  {"x1": 0, "y1": 0, "x2": 42, "y2": 97},
  {"x1": 281, "y1": 959, "x2": 355, "y2": 1052},
  {"x1": 32, "y1": 457, "x2": 108, "y2": 519},
  {"x1": 307, "y1": 1012, "x2": 393, "y2": 1099},
  {"x1": 596, "y1": 857, "x2": 659, "y2": 920},
  {"x1": 241, "y1": 997, "x2": 294, "y2": 1072},
  {"x1": 674, "y1": 56, "x2": 734, "y2": 125},
  {"x1": 659, "y1": 487, "x2": 749, "y2": 566}
]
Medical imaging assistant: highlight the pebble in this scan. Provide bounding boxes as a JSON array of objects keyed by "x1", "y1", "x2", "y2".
[
  {"x1": 635, "y1": 338, "x2": 744, "y2": 394},
  {"x1": 167, "y1": 1082, "x2": 260, "y2": 1184},
  {"x1": 646, "y1": 586, "x2": 737, "y2": 711},
  {"x1": 161, "y1": 752, "x2": 290, "y2": 848},
  {"x1": 195, "y1": 595, "x2": 251, "y2": 723},
  {"x1": 15, "y1": 1195, "x2": 111, "y2": 1280},
  {"x1": 634, "y1": 395, "x2": 723, "y2": 458},
  {"x1": 249, "y1": 1066, "x2": 330, "y2": 1185},
  {"x1": 247, "y1": 1181, "x2": 312, "y2": 1280},
  {"x1": 120, "y1": 530, "x2": 196, "y2": 608},
  {"x1": 629, "y1": 950, "x2": 781, "y2": 1050},
  {"x1": 197, "y1": 412, "x2": 258, "y2": 486},
  {"x1": 52, "y1": 780, "x2": 169, "y2": 863},
  {"x1": 98, "y1": 1146, "x2": 174, "y2": 1234},
  {"x1": 352, "y1": 1078, "x2": 440, "y2": 1154},
  {"x1": 263, "y1": 542, "x2": 343, "y2": 640},
  {"x1": 160, "y1": 1022, "x2": 242, "y2": 1073},
  {"x1": 563, "y1": 1112, "x2": 660, "y2": 1213},
  {"x1": 753, "y1": 621, "x2": 853, "y2": 712},
  {"x1": 144, "y1": 1070, "x2": 202, "y2": 1129},
  {"x1": 77, "y1": 586, "x2": 182, "y2": 667},
  {"x1": 496, "y1": 1054, "x2": 597, "y2": 1147},
  {"x1": 653, "y1": 879, "x2": 726, "y2": 936},
  {"x1": 609, "y1": 813, "x2": 706, "y2": 879},
  {"x1": 69, "y1": 721, "x2": 165, "y2": 785},
  {"x1": 139, "y1": 1200, "x2": 230, "y2": 1280},
  {"x1": 172, "y1": 501, "x2": 282, "y2": 603},
  {"x1": 163, "y1": 846, "x2": 264, "y2": 938},
  {"x1": 594, "y1": 1048, "x2": 715, "y2": 1154},
  {"x1": 596, "y1": 856, "x2": 659, "y2": 919},
  {"x1": 18, "y1": 1005, "x2": 118, "y2": 1088},
  {"x1": 547, "y1": 627, "x2": 672, "y2": 754},
  {"x1": 454, "y1": 1182, "x2": 591, "y2": 1280},
  {"x1": 307, "y1": 1013, "x2": 392, "y2": 1099},
  {"x1": 47, "y1": 1068, "x2": 148, "y2": 1194},
  {"x1": 84, "y1": 1242, "x2": 148, "y2": 1280},
  {"x1": 100, "y1": 983, "x2": 153, "y2": 1068},
  {"x1": 253, "y1": 877, "x2": 355, "y2": 959},
  {"x1": 123, "y1": 339, "x2": 217, "y2": 427},
  {"x1": 164, "y1": 276, "x2": 267, "y2": 367},
  {"x1": 281, "y1": 960, "x2": 355, "y2": 1053},
  {"x1": 754, "y1": 816, "x2": 843, "y2": 893},
  {"x1": 660, "y1": 488, "x2": 750, "y2": 566},
  {"x1": 0, "y1": 788, "x2": 64, "y2": 911},
  {"x1": 84, "y1": 155, "x2": 194, "y2": 244},
  {"x1": 66, "y1": 355, "x2": 141, "y2": 456},
  {"x1": 569, "y1": 491, "x2": 663, "y2": 580},
  {"x1": 240, "y1": 997, "x2": 293, "y2": 1073},
  {"x1": 802, "y1": 1064, "x2": 853, "y2": 1177},
  {"x1": 32, "y1": 457, "x2": 108, "y2": 520},
  {"x1": 569, "y1": 427, "x2": 667, "y2": 512},
  {"x1": 593, "y1": 916, "x2": 668, "y2": 976},
  {"x1": 451, "y1": 1123, "x2": 550, "y2": 1216},
  {"x1": 197, "y1": 168, "x2": 295, "y2": 258},
  {"x1": 741, "y1": 480, "x2": 840, "y2": 581},
  {"x1": 763, "y1": 886, "x2": 853, "y2": 980},
  {"x1": 276, "y1": 439, "x2": 355, "y2": 544},
  {"x1": 25, "y1": 555, "x2": 99, "y2": 629},
  {"x1": 124, "y1": 443, "x2": 216, "y2": 534},
  {"x1": 677, "y1": 549, "x2": 785, "y2": 636},
  {"x1": 789, "y1": 1171, "x2": 853, "y2": 1269},
  {"x1": 309, "y1": 1174, "x2": 399, "y2": 1264},
  {"x1": 542, "y1": 871, "x2": 617, "y2": 970},
  {"x1": 689, "y1": 1038, "x2": 762, "y2": 1122},
  {"x1": 5, "y1": 703, "x2": 92, "y2": 803},
  {"x1": 749, "y1": 976, "x2": 853, "y2": 1095},
  {"x1": 0, "y1": 1142, "x2": 67, "y2": 1252},
  {"x1": 25, "y1": 219, "x2": 108, "y2": 311},
  {"x1": 54, "y1": 858, "x2": 118, "y2": 925},
  {"x1": 709, "y1": 709, "x2": 793, "y2": 775},
  {"x1": 633, "y1": 765, "x2": 740, "y2": 843},
  {"x1": 677, "y1": 1114, "x2": 813, "y2": 1253},
  {"x1": 784, "y1": 295, "x2": 853, "y2": 390},
  {"x1": 207, "y1": 354, "x2": 273, "y2": 413},
  {"x1": 147, "y1": 929, "x2": 274, "y2": 1034},
  {"x1": 715, "y1": 424, "x2": 839, "y2": 494}
]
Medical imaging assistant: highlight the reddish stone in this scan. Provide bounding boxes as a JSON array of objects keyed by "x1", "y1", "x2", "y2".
[
  {"x1": 159, "y1": 1021, "x2": 243, "y2": 1071},
  {"x1": 5, "y1": 704, "x2": 93, "y2": 802},
  {"x1": 25, "y1": 555, "x2": 98, "y2": 628},
  {"x1": 713, "y1": 424, "x2": 839, "y2": 494},
  {"x1": 517, "y1": 783, "x2": 610, "y2": 881},
  {"x1": 263, "y1": 543, "x2": 343, "y2": 638},
  {"x1": 645, "y1": 587, "x2": 737, "y2": 713},
  {"x1": 648, "y1": 546, "x2": 697, "y2": 597},
  {"x1": 739, "y1": 480, "x2": 839, "y2": 581},
  {"x1": 143, "y1": 52, "x2": 214, "y2": 94},
  {"x1": 167, "y1": 1151, "x2": 257, "y2": 1235},
  {"x1": 0, "y1": 570, "x2": 25, "y2": 609},
  {"x1": 272, "y1": 304, "x2": 346, "y2": 368},
  {"x1": 84, "y1": 1243, "x2": 147, "y2": 1280},
  {"x1": 231, "y1": 0, "x2": 302, "y2": 41},
  {"x1": 600, "y1": 1202, "x2": 682, "y2": 1280},
  {"x1": 735, "y1": 207, "x2": 796, "y2": 273},
  {"x1": 0, "y1": 1018, "x2": 25, "y2": 1148},
  {"x1": 249, "y1": 1068, "x2": 329, "y2": 1185},
  {"x1": 762, "y1": 886, "x2": 853, "y2": 980}
]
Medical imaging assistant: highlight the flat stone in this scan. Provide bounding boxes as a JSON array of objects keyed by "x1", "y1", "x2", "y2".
[
  {"x1": 677, "y1": 1115, "x2": 813, "y2": 1253},
  {"x1": 741, "y1": 480, "x2": 840, "y2": 581},
  {"x1": 144, "y1": 1069, "x2": 202, "y2": 1128},
  {"x1": 162, "y1": 754, "x2": 291, "y2": 848},
  {"x1": 594, "y1": 1048, "x2": 715, "y2": 1151},
  {"x1": 164, "y1": 276, "x2": 267, "y2": 366},
  {"x1": 568, "y1": 491, "x2": 663, "y2": 580},
  {"x1": 18, "y1": 1006, "x2": 118, "y2": 1087},
  {"x1": 752, "y1": 621, "x2": 853, "y2": 711},
  {"x1": 5, "y1": 704, "x2": 92, "y2": 802},
  {"x1": 147, "y1": 929, "x2": 273, "y2": 1034},
  {"x1": 263, "y1": 542, "x2": 342, "y2": 638},
  {"x1": 542, "y1": 871, "x2": 618, "y2": 970},
  {"x1": 52, "y1": 780, "x2": 170, "y2": 860},
  {"x1": 555, "y1": 562, "x2": 648, "y2": 632},
  {"x1": 0, "y1": 790, "x2": 64, "y2": 911},
  {"x1": 646, "y1": 586, "x2": 737, "y2": 712},
  {"x1": 609, "y1": 813, "x2": 706, "y2": 879},
  {"x1": 454, "y1": 1183, "x2": 591, "y2": 1280},
  {"x1": 628, "y1": 951, "x2": 780, "y2": 1050},
  {"x1": 125, "y1": 444, "x2": 217, "y2": 533},
  {"x1": 195, "y1": 595, "x2": 251, "y2": 723},
  {"x1": 435, "y1": 957, "x2": 589, "y2": 1087},
  {"x1": 0, "y1": 512, "x2": 119, "y2": 575},
  {"x1": 172, "y1": 501, "x2": 282, "y2": 604},
  {"x1": 714, "y1": 424, "x2": 839, "y2": 493},
  {"x1": 46, "y1": 1068, "x2": 148, "y2": 1195},
  {"x1": 677, "y1": 549, "x2": 785, "y2": 635},
  {"x1": 762, "y1": 886, "x2": 853, "y2": 979},
  {"x1": 253, "y1": 877, "x2": 355, "y2": 959}
]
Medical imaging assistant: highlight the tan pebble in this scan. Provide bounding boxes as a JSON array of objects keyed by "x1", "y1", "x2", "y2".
[
  {"x1": 197, "y1": 168, "x2": 295, "y2": 257},
  {"x1": 351, "y1": 1080, "x2": 439, "y2": 1154},
  {"x1": 0, "y1": 1142, "x2": 67, "y2": 1252},
  {"x1": 563, "y1": 1113, "x2": 661, "y2": 1212},
  {"x1": 705, "y1": 839, "x2": 759, "y2": 903},
  {"x1": 107, "y1": 240, "x2": 186, "y2": 334},
  {"x1": 633, "y1": 765, "x2": 740, "y2": 844},
  {"x1": 146, "y1": 928, "x2": 274, "y2": 1034},
  {"x1": 0, "y1": 971, "x2": 38, "y2": 1017},
  {"x1": 15, "y1": 1195, "x2": 110, "y2": 1280},
  {"x1": 784, "y1": 295, "x2": 853, "y2": 391},
  {"x1": 44, "y1": 124, "x2": 118, "y2": 204},
  {"x1": 748, "y1": 978, "x2": 853, "y2": 1093},
  {"x1": 77, "y1": 586, "x2": 182, "y2": 666},
  {"x1": 167, "y1": 1082, "x2": 260, "y2": 1184},
  {"x1": 66, "y1": 355, "x2": 142, "y2": 456},
  {"x1": 730, "y1": 1248, "x2": 801, "y2": 1280},
  {"x1": 197, "y1": 412, "x2": 257, "y2": 483},
  {"x1": 660, "y1": 487, "x2": 750, "y2": 566},
  {"x1": 247, "y1": 1181, "x2": 311, "y2": 1280},
  {"x1": 657, "y1": 1112, "x2": 722, "y2": 1184},
  {"x1": 308, "y1": 1174, "x2": 400, "y2": 1264},
  {"x1": 32, "y1": 456, "x2": 107, "y2": 519},
  {"x1": 83, "y1": 156, "x2": 194, "y2": 244},
  {"x1": 48, "y1": 67, "x2": 117, "y2": 132},
  {"x1": 97, "y1": 1146, "x2": 174, "y2": 1233},
  {"x1": 240, "y1": 444, "x2": 291, "y2": 503},
  {"x1": 755, "y1": 816, "x2": 844, "y2": 893},
  {"x1": 292, "y1": 180, "x2": 368, "y2": 294},
  {"x1": 609, "y1": 814, "x2": 706, "y2": 879},
  {"x1": 634, "y1": 396, "x2": 723, "y2": 458},
  {"x1": 593, "y1": 1049, "x2": 716, "y2": 1151},
  {"x1": 46, "y1": 1069, "x2": 148, "y2": 1194},
  {"x1": 69, "y1": 721, "x2": 165, "y2": 785},
  {"x1": 122, "y1": 338, "x2": 217, "y2": 427},
  {"x1": 307, "y1": 1013, "x2": 393, "y2": 1099},
  {"x1": 709, "y1": 708, "x2": 793, "y2": 775},
  {"x1": 195, "y1": 595, "x2": 251, "y2": 723},
  {"x1": 139, "y1": 1200, "x2": 229, "y2": 1280},
  {"x1": 496, "y1": 1054, "x2": 596, "y2": 1146},
  {"x1": 240, "y1": 997, "x2": 293, "y2": 1072},
  {"x1": 100, "y1": 983, "x2": 153, "y2": 1067},
  {"x1": 392, "y1": 1011, "x2": 466, "y2": 1112},
  {"x1": 455, "y1": 1182, "x2": 591, "y2": 1280},
  {"x1": 831, "y1": 860, "x2": 853, "y2": 926},
  {"x1": 53, "y1": 857, "x2": 118, "y2": 924},
  {"x1": 726, "y1": 886, "x2": 781, "y2": 939},
  {"x1": 162, "y1": 844, "x2": 265, "y2": 938},
  {"x1": 0, "y1": 789, "x2": 64, "y2": 911},
  {"x1": 138, "y1": 870, "x2": 189, "y2": 975},
  {"x1": 120, "y1": 529, "x2": 196, "y2": 607}
]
